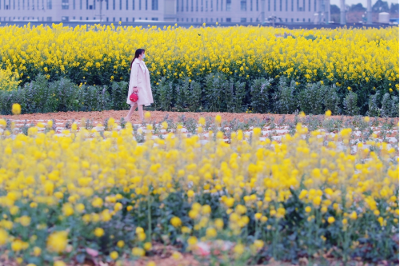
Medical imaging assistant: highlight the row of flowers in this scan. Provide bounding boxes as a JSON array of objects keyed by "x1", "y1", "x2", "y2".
[{"x1": 0, "y1": 108, "x2": 398, "y2": 265}]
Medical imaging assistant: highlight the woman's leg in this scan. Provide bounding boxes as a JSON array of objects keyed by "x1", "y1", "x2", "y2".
[
  {"x1": 124, "y1": 103, "x2": 137, "y2": 121},
  {"x1": 137, "y1": 105, "x2": 144, "y2": 121}
]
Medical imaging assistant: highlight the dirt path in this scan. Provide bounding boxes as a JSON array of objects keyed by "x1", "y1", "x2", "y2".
[{"x1": 2, "y1": 110, "x2": 397, "y2": 125}]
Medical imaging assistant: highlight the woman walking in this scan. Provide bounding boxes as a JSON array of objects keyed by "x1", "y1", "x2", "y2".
[{"x1": 124, "y1": 48, "x2": 154, "y2": 122}]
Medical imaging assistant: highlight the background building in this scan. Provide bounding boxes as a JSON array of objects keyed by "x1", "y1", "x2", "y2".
[
  {"x1": 175, "y1": 0, "x2": 330, "y2": 23},
  {"x1": 0, "y1": 0, "x2": 330, "y2": 23}
]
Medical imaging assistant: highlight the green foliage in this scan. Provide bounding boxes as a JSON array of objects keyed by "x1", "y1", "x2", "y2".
[
  {"x1": 367, "y1": 91, "x2": 381, "y2": 117},
  {"x1": 0, "y1": 74, "x2": 398, "y2": 117},
  {"x1": 381, "y1": 92, "x2": 399, "y2": 117},
  {"x1": 204, "y1": 73, "x2": 227, "y2": 112},
  {"x1": 109, "y1": 81, "x2": 129, "y2": 110},
  {"x1": 273, "y1": 77, "x2": 297, "y2": 114},
  {"x1": 324, "y1": 85, "x2": 340, "y2": 114},
  {"x1": 250, "y1": 78, "x2": 274, "y2": 113},
  {"x1": 187, "y1": 80, "x2": 202, "y2": 112},
  {"x1": 343, "y1": 91, "x2": 360, "y2": 116},
  {"x1": 298, "y1": 82, "x2": 327, "y2": 115},
  {"x1": 156, "y1": 77, "x2": 174, "y2": 111},
  {"x1": 225, "y1": 79, "x2": 246, "y2": 113}
]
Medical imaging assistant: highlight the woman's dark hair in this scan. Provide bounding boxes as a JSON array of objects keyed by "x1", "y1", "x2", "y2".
[{"x1": 130, "y1": 48, "x2": 145, "y2": 68}]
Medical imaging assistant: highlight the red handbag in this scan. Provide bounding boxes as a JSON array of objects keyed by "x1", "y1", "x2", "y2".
[{"x1": 129, "y1": 91, "x2": 138, "y2": 102}]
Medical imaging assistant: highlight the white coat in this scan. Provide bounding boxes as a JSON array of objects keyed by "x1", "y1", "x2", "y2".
[{"x1": 126, "y1": 59, "x2": 154, "y2": 106}]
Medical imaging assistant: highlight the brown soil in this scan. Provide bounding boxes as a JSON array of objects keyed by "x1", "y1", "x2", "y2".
[
  {"x1": 2, "y1": 110, "x2": 398, "y2": 125},
  {"x1": 2, "y1": 110, "x2": 285, "y2": 124}
]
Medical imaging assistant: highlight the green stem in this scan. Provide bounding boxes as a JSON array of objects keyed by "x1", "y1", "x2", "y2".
[{"x1": 147, "y1": 194, "x2": 152, "y2": 241}]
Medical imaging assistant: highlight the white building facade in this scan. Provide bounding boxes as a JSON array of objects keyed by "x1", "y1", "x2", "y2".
[
  {"x1": 175, "y1": 0, "x2": 330, "y2": 23},
  {"x1": 0, "y1": 0, "x2": 329, "y2": 23}
]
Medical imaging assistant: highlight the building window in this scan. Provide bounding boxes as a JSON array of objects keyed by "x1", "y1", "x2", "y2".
[
  {"x1": 201, "y1": 0, "x2": 203, "y2": 11},
  {"x1": 216, "y1": 0, "x2": 218, "y2": 10},
  {"x1": 285, "y1": 0, "x2": 287, "y2": 11},
  {"x1": 196, "y1": 18, "x2": 198, "y2": 22},
  {"x1": 250, "y1": 17, "x2": 252, "y2": 22},
  {"x1": 186, "y1": 0, "x2": 188, "y2": 11},
  {"x1": 267, "y1": 0, "x2": 270, "y2": 11},
  {"x1": 291, "y1": 18, "x2": 293, "y2": 22},
  {"x1": 152, "y1": 17, "x2": 158, "y2": 20},
  {"x1": 113, "y1": 17, "x2": 115, "y2": 21},
  {"x1": 126, "y1": 17, "x2": 128, "y2": 21},
  {"x1": 308, "y1": 18, "x2": 310, "y2": 21},
  {"x1": 201, "y1": 18, "x2": 203, "y2": 22},
  {"x1": 240, "y1": 0, "x2": 245, "y2": 11},
  {"x1": 226, "y1": 0, "x2": 230, "y2": 11},
  {"x1": 46, "y1": 0, "x2": 52, "y2": 9},
  {"x1": 47, "y1": 16, "x2": 52, "y2": 21},
  {"x1": 73, "y1": 0, "x2": 75, "y2": 9},
  {"x1": 308, "y1": 0, "x2": 310, "y2": 11},
  {"x1": 126, "y1": 0, "x2": 128, "y2": 9},
  {"x1": 132, "y1": 0, "x2": 134, "y2": 9},
  {"x1": 61, "y1": 16, "x2": 69, "y2": 21},
  {"x1": 86, "y1": 17, "x2": 89, "y2": 20},
  {"x1": 80, "y1": 16, "x2": 82, "y2": 20},
  {"x1": 113, "y1": 0, "x2": 115, "y2": 9},
  {"x1": 291, "y1": 0, "x2": 293, "y2": 11},
  {"x1": 226, "y1": 17, "x2": 231, "y2": 22},
  {"x1": 250, "y1": 0, "x2": 252, "y2": 10},
  {"x1": 314, "y1": 0, "x2": 316, "y2": 11},
  {"x1": 205, "y1": 0, "x2": 207, "y2": 11},
  {"x1": 303, "y1": 18, "x2": 305, "y2": 21},
  {"x1": 151, "y1": 0, "x2": 157, "y2": 9},
  {"x1": 196, "y1": 0, "x2": 198, "y2": 10},
  {"x1": 240, "y1": 17, "x2": 246, "y2": 22},
  {"x1": 273, "y1": 0, "x2": 276, "y2": 11},
  {"x1": 146, "y1": 0, "x2": 148, "y2": 9},
  {"x1": 120, "y1": 17, "x2": 122, "y2": 21},
  {"x1": 285, "y1": 18, "x2": 287, "y2": 21},
  {"x1": 191, "y1": 18, "x2": 193, "y2": 21},
  {"x1": 106, "y1": 17, "x2": 108, "y2": 21},
  {"x1": 191, "y1": 0, "x2": 193, "y2": 11},
  {"x1": 297, "y1": 18, "x2": 299, "y2": 21},
  {"x1": 139, "y1": 0, "x2": 141, "y2": 9},
  {"x1": 210, "y1": 18, "x2": 213, "y2": 22},
  {"x1": 62, "y1": 0, "x2": 69, "y2": 9},
  {"x1": 206, "y1": 18, "x2": 208, "y2": 22},
  {"x1": 279, "y1": 0, "x2": 281, "y2": 11},
  {"x1": 120, "y1": 0, "x2": 122, "y2": 9}
]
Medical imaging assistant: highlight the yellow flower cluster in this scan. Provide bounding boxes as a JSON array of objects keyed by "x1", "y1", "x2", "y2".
[
  {"x1": 0, "y1": 24, "x2": 398, "y2": 89},
  {"x1": 0, "y1": 69, "x2": 20, "y2": 91},
  {"x1": 0, "y1": 116, "x2": 398, "y2": 264}
]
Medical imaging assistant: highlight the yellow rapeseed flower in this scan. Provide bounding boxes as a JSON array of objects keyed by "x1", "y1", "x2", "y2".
[
  {"x1": 47, "y1": 231, "x2": 68, "y2": 253},
  {"x1": 12, "y1": 103, "x2": 21, "y2": 115}
]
